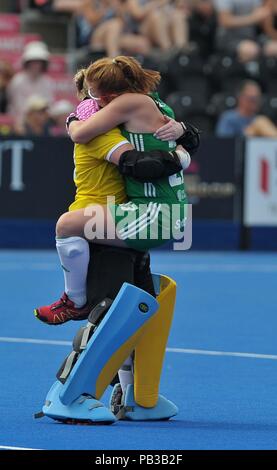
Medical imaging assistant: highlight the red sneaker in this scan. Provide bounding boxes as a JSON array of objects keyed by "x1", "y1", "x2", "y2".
[{"x1": 34, "y1": 293, "x2": 90, "y2": 325}]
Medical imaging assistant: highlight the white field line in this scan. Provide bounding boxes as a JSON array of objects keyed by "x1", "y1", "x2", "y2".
[
  {"x1": 1, "y1": 337, "x2": 277, "y2": 361},
  {"x1": 0, "y1": 445, "x2": 41, "y2": 450},
  {"x1": 166, "y1": 347, "x2": 277, "y2": 360}
]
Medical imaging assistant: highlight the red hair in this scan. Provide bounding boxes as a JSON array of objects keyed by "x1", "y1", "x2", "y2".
[{"x1": 85, "y1": 56, "x2": 161, "y2": 95}]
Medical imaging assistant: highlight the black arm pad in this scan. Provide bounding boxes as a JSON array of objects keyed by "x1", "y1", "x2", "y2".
[
  {"x1": 118, "y1": 149, "x2": 182, "y2": 182},
  {"x1": 177, "y1": 122, "x2": 200, "y2": 155}
]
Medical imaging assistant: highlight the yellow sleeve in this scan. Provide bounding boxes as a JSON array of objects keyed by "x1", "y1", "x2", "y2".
[{"x1": 85, "y1": 128, "x2": 129, "y2": 161}]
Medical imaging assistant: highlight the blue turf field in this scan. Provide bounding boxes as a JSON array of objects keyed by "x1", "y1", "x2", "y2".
[{"x1": 0, "y1": 250, "x2": 277, "y2": 450}]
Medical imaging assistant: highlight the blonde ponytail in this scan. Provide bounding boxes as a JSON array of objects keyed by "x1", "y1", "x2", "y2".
[{"x1": 74, "y1": 68, "x2": 88, "y2": 99}]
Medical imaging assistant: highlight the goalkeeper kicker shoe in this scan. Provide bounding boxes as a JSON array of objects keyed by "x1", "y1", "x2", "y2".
[{"x1": 34, "y1": 293, "x2": 90, "y2": 325}]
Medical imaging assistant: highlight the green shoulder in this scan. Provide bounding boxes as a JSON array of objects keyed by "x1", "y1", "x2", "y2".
[{"x1": 150, "y1": 92, "x2": 175, "y2": 119}]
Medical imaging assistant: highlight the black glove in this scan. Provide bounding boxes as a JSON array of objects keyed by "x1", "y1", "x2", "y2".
[
  {"x1": 177, "y1": 122, "x2": 200, "y2": 155},
  {"x1": 119, "y1": 149, "x2": 182, "y2": 182},
  {"x1": 66, "y1": 113, "x2": 79, "y2": 131}
]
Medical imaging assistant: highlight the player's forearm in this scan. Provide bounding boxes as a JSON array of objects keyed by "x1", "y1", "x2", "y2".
[
  {"x1": 69, "y1": 112, "x2": 124, "y2": 144},
  {"x1": 69, "y1": 120, "x2": 103, "y2": 144}
]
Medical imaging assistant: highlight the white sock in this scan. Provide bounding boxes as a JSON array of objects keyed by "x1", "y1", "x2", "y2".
[
  {"x1": 118, "y1": 355, "x2": 134, "y2": 394},
  {"x1": 56, "y1": 236, "x2": 90, "y2": 308}
]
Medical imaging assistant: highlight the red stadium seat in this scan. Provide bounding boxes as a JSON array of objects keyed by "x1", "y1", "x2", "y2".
[
  {"x1": 48, "y1": 55, "x2": 68, "y2": 75},
  {"x1": 50, "y1": 73, "x2": 78, "y2": 105},
  {"x1": 0, "y1": 52, "x2": 68, "y2": 75},
  {"x1": 0, "y1": 32, "x2": 42, "y2": 54},
  {"x1": 0, "y1": 51, "x2": 22, "y2": 71},
  {"x1": 0, "y1": 114, "x2": 15, "y2": 134},
  {"x1": 0, "y1": 14, "x2": 20, "y2": 33}
]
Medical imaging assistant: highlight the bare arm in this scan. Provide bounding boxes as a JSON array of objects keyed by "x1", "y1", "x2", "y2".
[
  {"x1": 262, "y1": 13, "x2": 277, "y2": 39},
  {"x1": 108, "y1": 143, "x2": 133, "y2": 164},
  {"x1": 69, "y1": 95, "x2": 140, "y2": 144},
  {"x1": 126, "y1": 0, "x2": 168, "y2": 21},
  {"x1": 245, "y1": 115, "x2": 277, "y2": 137},
  {"x1": 81, "y1": 0, "x2": 107, "y2": 25},
  {"x1": 53, "y1": 0, "x2": 84, "y2": 13},
  {"x1": 218, "y1": 6, "x2": 271, "y2": 29}
]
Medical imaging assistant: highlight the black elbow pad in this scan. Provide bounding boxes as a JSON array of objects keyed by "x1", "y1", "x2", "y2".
[
  {"x1": 177, "y1": 122, "x2": 200, "y2": 155},
  {"x1": 118, "y1": 149, "x2": 182, "y2": 182}
]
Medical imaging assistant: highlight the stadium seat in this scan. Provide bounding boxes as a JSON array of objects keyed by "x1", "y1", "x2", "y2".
[
  {"x1": 0, "y1": 52, "x2": 22, "y2": 71},
  {"x1": 206, "y1": 54, "x2": 263, "y2": 93},
  {"x1": 166, "y1": 74, "x2": 211, "y2": 109},
  {"x1": 157, "y1": 80, "x2": 171, "y2": 102},
  {"x1": 0, "y1": 14, "x2": 20, "y2": 33},
  {"x1": 184, "y1": 113, "x2": 215, "y2": 135},
  {"x1": 166, "y1": 52, "x2": 205, "y2": 90},
  {"x1": 0, "y1": 32, "x2": 41, "y2": 54},
  {"x1": 166, "y1": 91, "x2": 208, "y2": 122},
  {"x1": 21, "y1": 10, "x2": 74, "y2": 52},
  {"x1": 262, "y1": 56, "x2": 277, "y2": 77},
  {"x1": 181, "y1": 74, "x2": 210, "y2": 98},
  {"x1": 51, "y1": 73, "x2": 78, "y2": 104},
  {"x1": 262, "y1": 57, "x2": 277, "y2": 95},
  {"x1": 168, "y1": 51, "x2": 204, "y2": 75},
  {"x1": 207, "y1": 92, "x2": 237, "y2": 117},
  {"x1": 49, "y1": 55, "x2": 68, "y2": 75},
  {"x1": 205, "y1": 54, "x2": 236, "y2": 91},
  {"x1": 0, "y1": 0, "x2": 14, "y2": 13},
  {"x1": 0, "y1": 114, "x2": 15, "y2": 135},
  {"x1": 260, "y1": 94, "x2": 277, "y2": 122}
]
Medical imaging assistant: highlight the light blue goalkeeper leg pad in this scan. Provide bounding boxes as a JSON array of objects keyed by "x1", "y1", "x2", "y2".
[
  {"x1": 59, "y1": 283, "x2": 158, "y2": 405},
  {"x1": 110, "y1": 384, "x2": 178, "y2": 421},
  {"x1": 39, "y1": 283, "x2": 158, "y2": 423},
  {"x1": 42, "y1": 381, "x2": 116, "y2": 424}
]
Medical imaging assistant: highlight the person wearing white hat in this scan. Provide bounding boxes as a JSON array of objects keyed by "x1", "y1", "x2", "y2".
[
  {"x1": 16, "y1": 94, "x2": 52, "y2": 136},
  {"x1": 7, "y1": 41, "x2": 55, "y2": 125}
]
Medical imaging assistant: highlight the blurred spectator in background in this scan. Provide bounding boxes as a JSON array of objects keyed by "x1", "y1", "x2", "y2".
[
  {"x1": 7, "y1": 41, "x2": 54, "y2": 126},
  {"x1": 50, "y1": 99, "x2": 75, "y2": 136},
  {"x1": 16, "y1": 95, "x2": 51, "y2": 136},
  {"x1": 214, "y1": 0, "x2": 271, "y2": 62},
  {"x1": 189, "y1": 0, "x2": 217, "y2": 57},
  {"x1": 0, "y1": 61, "x2": 14, "y2": 114},
  {"x1": 29, "y1": 0, "x2": 53, "y2": 11},
  {"x1": 262, "y1": 0, "x2": 277, "y2": 56},
  {"x1": 76, "y1": 1, "x2": 150, "y2": 56},
  {"x1": 53, "y1": 0, "x2": 83, "y2": 12},
  {"x1": 75, "y1": 1, "x2": 119, "y2": 52},
  {"x1": 216, "y1": 80, "x2": 262, "y2": 136},
  {"x1": 245, "y1": 115, "x2": 277, "y2": 136},
  {"x1": 121, "y1": 0, "x2": 190, "y2": 53}
]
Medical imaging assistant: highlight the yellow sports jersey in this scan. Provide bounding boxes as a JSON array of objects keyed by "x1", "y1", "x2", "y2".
[{"x1": 69, "y1": 128, "x2": 129, "y2": 211}]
